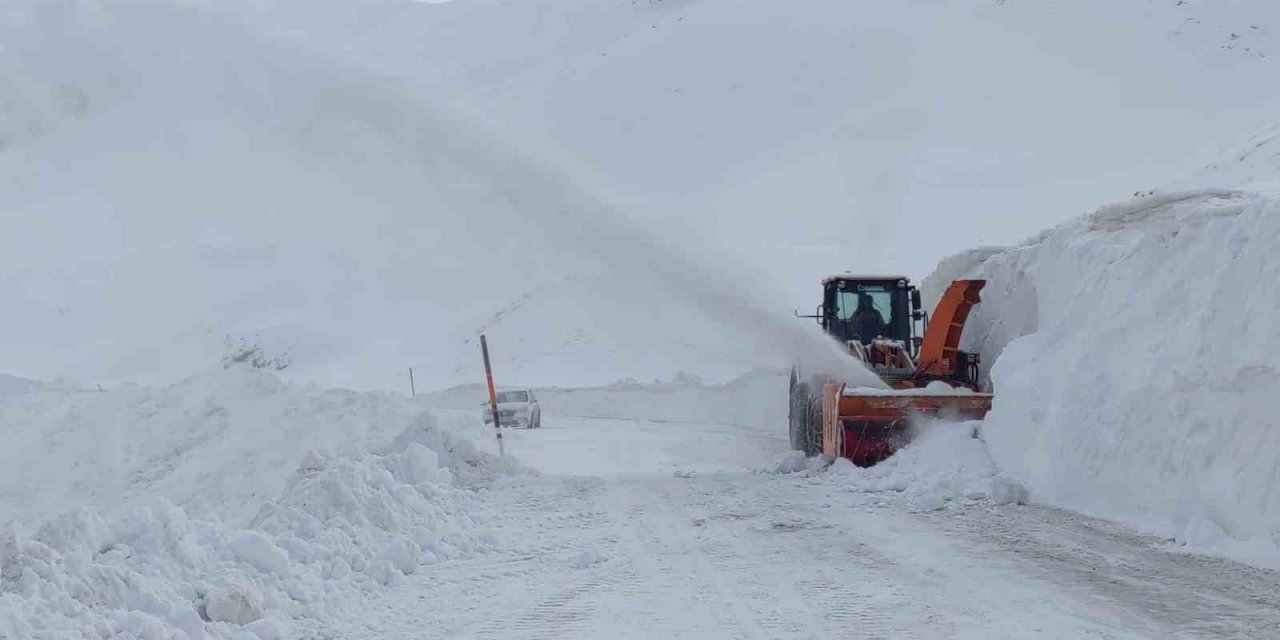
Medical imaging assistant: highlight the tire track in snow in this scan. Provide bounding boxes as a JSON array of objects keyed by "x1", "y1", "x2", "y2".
[
  {"x1": 463, "y1": 478, "x2": 631, "y2": 640},
  {"x1": 321, "y1": 412, "x2": 1263, "y2": 640},
  {"x1": 325, "y1": 476, "x2": 631, "y2": 639},
  {"x1": 675, "y1": 475, "x2": 940, "y2": 640},
  {"x1": 619, "y1": 479, "x2": 767, "y2": 640},
  {"x1": 925, "y1": 503, "x2": 1280, "y2": 639}
]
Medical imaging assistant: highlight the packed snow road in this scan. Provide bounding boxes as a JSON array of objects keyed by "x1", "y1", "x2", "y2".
[{"x1": 329, "y1": 415, "x2": 1280, "y2": 640}]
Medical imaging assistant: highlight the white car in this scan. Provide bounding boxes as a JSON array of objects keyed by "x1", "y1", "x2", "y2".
[{"x1": 482, "y1": 389, "x2": 541, "y2": 429}]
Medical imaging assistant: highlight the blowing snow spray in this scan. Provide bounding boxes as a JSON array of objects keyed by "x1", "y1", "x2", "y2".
[{"x1": 480, "y1": 334, "x2": 506, "y2": 457}]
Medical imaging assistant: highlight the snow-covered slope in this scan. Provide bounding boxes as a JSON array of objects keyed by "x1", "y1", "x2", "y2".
[
  {"x1": 5, "y1": 0, "x2": 1280, "y2": 392},
  {"x1": 1177, "y1": 120, "x2": 1280, "y2": 195},
  {"x1": 0, "y1": 375, "x2": 42, "y2": 402},
  {"x1": 0, "y1": 367, "x2": 517, "y2": 639},
  {"x1": 923, "y1": 189, "x2": 1280, "y2": 568}
]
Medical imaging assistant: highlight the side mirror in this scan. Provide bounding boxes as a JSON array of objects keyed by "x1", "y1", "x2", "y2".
[
  {"x1": 794, "y1": 306, "x2": 825, "y2": 326},
  {"x1": 911, "y1": 289, "x2": 922, "y2": 312}
]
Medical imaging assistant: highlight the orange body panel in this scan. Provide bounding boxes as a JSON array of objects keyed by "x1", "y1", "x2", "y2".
[
  {"x1": 837, "y1": 393, "x2": 993, "y2": 423},
  {"x1": 916, "y1": 280, "x2": 986, "y2": 378},
  {"x1": 830, "y1": 391, "x2": 993, "y2": 466}
]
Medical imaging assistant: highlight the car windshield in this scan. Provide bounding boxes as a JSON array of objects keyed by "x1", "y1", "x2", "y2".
[{"x1": 496, "y1": 390, "x2": 528, "y2": 403}]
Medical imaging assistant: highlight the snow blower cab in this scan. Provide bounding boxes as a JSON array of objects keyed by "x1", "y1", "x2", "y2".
[
  {"x1": 819, "y1": 276, "x2": 983, "y2": 388},
  {"x1": 790, "y1": 276, "x2": 993, "y2": 466}
]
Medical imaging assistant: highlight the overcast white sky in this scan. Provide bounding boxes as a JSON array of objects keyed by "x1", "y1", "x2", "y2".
[
  {"x1": 224, "y1": 0, "x2": 1280, "y2": 295},
  {"x1": 2, "y1": 0, "x2": 1278, "y2": 389}
]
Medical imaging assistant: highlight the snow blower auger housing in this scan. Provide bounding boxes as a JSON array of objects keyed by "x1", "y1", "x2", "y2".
[{"x1": 789, "y1": 276, "x2": 993, "y2": 466}]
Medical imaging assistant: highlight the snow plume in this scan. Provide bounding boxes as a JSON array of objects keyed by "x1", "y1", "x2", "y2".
[
  {"x1": 0, "y1": 373, "x2": 516, "y2": 639},
  {"x1": 924, "y1": 190, "x2": 1280, "y2": 569},
  {"x1": 224, "y1": 16, "x2": 886, "y2": 390},
  {"x1": 0, "y1": 0, "x2": 881, "y2": 391}
]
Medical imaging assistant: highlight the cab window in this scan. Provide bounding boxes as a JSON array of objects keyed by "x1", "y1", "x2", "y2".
[{"x1": 834, "y1": 285, "x2": 894, "y2": 327}]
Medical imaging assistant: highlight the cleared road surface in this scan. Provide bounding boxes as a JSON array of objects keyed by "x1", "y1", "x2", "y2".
[{"x1": 327, "y1": 415, "x2": 1280, "y2": 639}]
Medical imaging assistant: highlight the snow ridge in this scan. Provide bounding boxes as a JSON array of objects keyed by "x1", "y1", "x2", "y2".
[
  {"x1": 924, "y1": 189, "x2": 1280, "y2": 568},
  {"x1": 0, "y1": 370, "x2": 520, "y2": 639}
]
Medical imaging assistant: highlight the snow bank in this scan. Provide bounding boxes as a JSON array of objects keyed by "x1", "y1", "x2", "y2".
[
  {"x1": 804, "y1": 421, "x2": 1024, "y2": 512},
  {"x1": 0, "y1": 375, "x2": 42, "y2": 402},
  {"x1": 425, "y1": 369, "x2": 790, "y2": 433},
  {"x1": 0, "y1": 368, "x2": 454, "y2": 528},
  {"x1": 0, "y1": 369, "x2": 521, "y2": 638},
  {"x1": 0, "y1": 423, "x2": 499, "y2": 639},
  {"x1": 540, "y1": 370, "x2": 789, "y2": 430},
  {"x1": 924, "y1": 190, "x2": 1280, "y2": 567}
]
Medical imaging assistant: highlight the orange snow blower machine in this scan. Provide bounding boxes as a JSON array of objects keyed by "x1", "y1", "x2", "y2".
[{"x1": 789, "y1": 276, "x2": 993, "y2": 466}]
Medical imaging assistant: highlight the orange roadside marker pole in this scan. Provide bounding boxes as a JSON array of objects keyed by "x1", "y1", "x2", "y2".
[{"x1": 480, "y1": 334, "x2": 506, "y2": 457}]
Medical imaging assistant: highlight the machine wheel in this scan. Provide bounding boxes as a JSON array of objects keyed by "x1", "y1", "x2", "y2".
[
  {"x1": 788, "y1": 371, "x2": 806, "y2": 452},
  {"x1": 533, "y1": 409, "x2": 541, "y2": 429},
  {"x1": 789, "y1": 372, "x2": 823, "y2": 457},
  {"x1": 805, "y1": 394, "x2": 824, "y2": 457}
]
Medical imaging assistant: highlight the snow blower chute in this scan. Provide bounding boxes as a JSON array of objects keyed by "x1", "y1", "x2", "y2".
[{"x1": 789, "y1": 277, "x2": 993, "y2": 466}]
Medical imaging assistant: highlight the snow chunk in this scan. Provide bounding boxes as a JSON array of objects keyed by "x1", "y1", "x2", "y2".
[
  {"x1": 828, "y1": 457, "x2": 857, "y2": 476},
  {"x1": 236, "y1": 617, "x2": 288, "y2": 640},
  {"x1": 383, "y1": 536, "x2": 420, "y2": 575},
  {"x1": 771, "y1": 451, "x2": 809, "y2": 474},
  {"x1": 988, "y1": 477, "x2": 1029, "y2": 506},
  {"x1": 392, "y1": 442, "x2": 453, "y2": 486},
  {"x1": 575, "y1": 548, "x2": 606, "y2": 569},
  {"x1": 908, "y1": 493, "x2": 947, "y2": 513},
  {"x1": 227, "y1": 531, "x2": 289, "y2": 574},
  {"x1": 1177, "y1": 517, "x2": 1230, "y2": 549},
  {"x1": 205, "y1": 583, "x2": 265, "y2": 625}
]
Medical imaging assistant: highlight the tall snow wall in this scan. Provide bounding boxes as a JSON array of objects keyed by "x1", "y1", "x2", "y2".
[{"x1": 922, "y1": 190, "x2": 1280, "y2": 559}]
